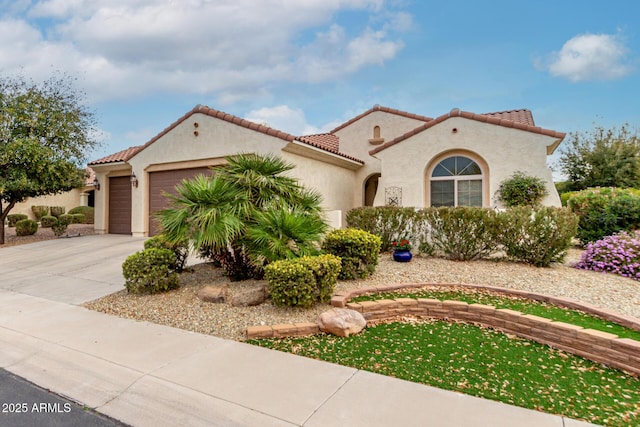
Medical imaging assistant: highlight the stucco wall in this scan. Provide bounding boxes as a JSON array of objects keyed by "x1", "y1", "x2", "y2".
[
  {"x1": 372, "y1": 117, "x2": 561, "y2": 207},
  {"x1": 281, "y1": 151, "x2": 357, "y2": 228},
  {"x1": 334, "y1": 110, "x2": 426, "y2": 206},
  {"x1": 10, "y1": 188, "x2": 89, "y2": 220}
]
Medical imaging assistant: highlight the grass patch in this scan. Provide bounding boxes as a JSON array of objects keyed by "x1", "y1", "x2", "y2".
[
  {"x1": 351, "y1": 288, "x2": 640, "y2": 341},
  {"x1": 250, "y1": 320, "x2": 640, "y2": 426}
]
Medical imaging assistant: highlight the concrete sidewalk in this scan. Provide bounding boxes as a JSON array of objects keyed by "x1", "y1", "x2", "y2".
[{"x1": 0, "y1": 236, "x2": 600, "y2": 426}]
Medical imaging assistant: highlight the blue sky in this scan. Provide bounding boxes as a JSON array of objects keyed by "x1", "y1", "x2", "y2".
[{"x1": 1, "y1": 0, "x2": 638, "y2": 172}]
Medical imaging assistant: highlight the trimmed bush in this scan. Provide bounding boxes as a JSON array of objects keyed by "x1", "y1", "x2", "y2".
[
  {"x1": 420, "y1": 207, "x2": 501, "y2": 261},
  {"x1": 322, "y1": 228, "x2": 381, "y2": 279},
  {"x1": 495, "y1": 171, "x2": 548, "y2": 207},
  {"x1": 346, "y1": 207, "x2": 420, "y2": 251},
  {"x1": 68, "y1": 206, "x2": 94, "y2": 224},
  {"x1": 498, "y1": 207, "x2": 578, "y2": 267},
  {"x1": 31, "y1": 205, "x2": 49, "y2": 221},
  {"x1": 7, "y1": 214, "x2": 28, "y2": 227},
  {"x1": 574, "y1": 231, "x2": 640, "y2": 281},
  {"x1": 51, "y1": 214, "x2": 72, "y2": 237},
  {"x1": 69, "y1": 213, "x2": 85, "y2": 224},
  {"x1": 122, "y1": 248, "x2": 179, "y2": 294},
  {"x1": 49, "y1": 206, "x2": 65, "y2": 218},
  {"x1": 298, "y1": 254, "x2": 341, "y2": 303},
  {"x1": 40, "y1": 215, "x2": 57, "y2": 228},
  {"x1": 265, "y1": 259, "x2": 316, "y2": 308},
  {"x1": 145, "y1": 235, "x2": 189, "y2": 272},
  {"x1": 15, "y1": 219, "x2": 38, "y2": 236},
  {"x1": 265, "y1": 254, "x2": 341, "y2": 307},
  {"x1": 566, "y1": 187, "x2": 640, "y2": 244}
]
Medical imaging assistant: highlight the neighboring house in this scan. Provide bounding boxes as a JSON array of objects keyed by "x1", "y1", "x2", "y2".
[
  {"x1": 88, "y1": 104, "x2": 565, "y2": 236},
  {"x1": 10, "y1": 168, "x2": 96, "y2": 219}
]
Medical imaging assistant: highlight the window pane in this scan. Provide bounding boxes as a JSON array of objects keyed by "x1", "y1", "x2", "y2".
[
  {"x1": 433, "y1": 156, "x2": 482, "y2": 177},
  {"x1": 458, "y1": 160, "x2": 482, "y2": 175},
  {"x1": 432, "y1": 163, "x2": 452, "y2": 177},
  {"x1": 431, "y1": 180, "x2": 454, "y2": 207},
  {"x1": 457, "y1": 179, "x2": 482, "y2": 207}
]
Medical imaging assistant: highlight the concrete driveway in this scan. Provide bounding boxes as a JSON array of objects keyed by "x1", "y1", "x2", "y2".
[{"x1": 0, "y1": 235, "x2": 146, "y2": 304}]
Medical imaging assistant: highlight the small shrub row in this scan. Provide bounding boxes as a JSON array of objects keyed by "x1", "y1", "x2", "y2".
[
  {"x1": 347, "y1": 206, "x2": 578, "y2": 267},
  {"x1": 322, "y1": 228, "x2": 382, "y2": 279},
  {"x1": 566, "y1": 187, "x2": 640, "y2": 244},
  {"x1": 7, "y1": 214, "x2": 28, "y2": 227},
  {"x1": 574, "y1": 231, "x2": 640, "y2": 281},
  {"x1": 122, "y1": 248, "x2": 179, "y2": 294},
  {"x1": 264, "y1": 254, "x2": 341, "y2": 308},
  {"x1": 15, "y1": 219, "x2": 38, "y2": 236},
  {"x1": 346, "y1": 207, "x2": 419, "y2": 251}
]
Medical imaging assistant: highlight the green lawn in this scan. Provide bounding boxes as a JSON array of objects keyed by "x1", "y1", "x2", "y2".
[{"x1": 250, "y1": 320, "x2": 640, "y2": 426}]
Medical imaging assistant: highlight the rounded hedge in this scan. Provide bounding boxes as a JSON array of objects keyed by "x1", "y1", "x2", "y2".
[
  {"x1": 122, "y1": 248, "x2": 179, "y2": 294},
  {"x1": 15, "y1": 219, "x2": 38, "y2": 236}
]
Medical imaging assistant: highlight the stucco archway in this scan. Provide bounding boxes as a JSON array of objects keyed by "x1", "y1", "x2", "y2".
[
  {"x1": 363, "y1": 173, "x2": 381, "y2": 206},
  {"x1": 424, "y1": 150, "x2": 490, "y2": 207}
]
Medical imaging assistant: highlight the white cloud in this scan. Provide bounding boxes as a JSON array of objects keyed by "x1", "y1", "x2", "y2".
[
  {"x1": 545, "y1": 33, "x2": 633, "y2": 82},
  {"x1": 0, "y1": 0, "x2": 407, "y2": 102},
  {"x1": 244, "y1": 105, "x2": 321, "y2": 135}
]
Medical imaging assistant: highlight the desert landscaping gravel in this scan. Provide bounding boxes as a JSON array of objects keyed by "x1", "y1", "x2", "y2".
[{"x1": 84, "y1": 248, "x2": 640, "y2": 342}]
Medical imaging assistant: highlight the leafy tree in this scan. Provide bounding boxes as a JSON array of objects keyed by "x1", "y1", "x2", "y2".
[
  {"x1": 559, "y1": 124, "x2": 640, "y2": 191},
  {"x1": 495, "y1": 171, "x2": 548, "y2": 207},
  {"x1": 0, "y1": 74, "x2": 97, "y2": 244},
  {"x1": 159, "y1": 153, "x2": 328, "y2": 280}
]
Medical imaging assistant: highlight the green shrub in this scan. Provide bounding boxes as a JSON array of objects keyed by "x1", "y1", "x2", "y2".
[
  {"x1": 495, "y1": 171, "x2": 549, "y2": 207},
  {"x1": 69, "y1": 213, "x2": 85, "y2": 224},
  {"x1": 68, "y1": 206, "x2": 94, "y2": 224},
  {"x1": 498, "y1": 207, "x2": 578, "y2": 267},
  {"x1": 265, "y1": 259, "x2": 316, "y2": 308},
  {"x1": 298, "y1": 254, "x2": 341, "y2": 303},
  {"x1": 145, "y1": 235, "x2": 189, "y2": 272},
  {"x1": 322, "y1": 228, "x2": 381, "y2": 279},
  {"x1": 31, "y1": 205, "x2": 49, "y2": 221},
  {"x1": 346, "y1": 207, "x2": 420, "y2": 251},
  {"x1": 49, "y1": 206, "x2": 65, "y2": 218},
  {"x1": 51, "y1": 214, "x2": 72, "y2": 236},
  {"x1": 15, "y1": 219, "x2": 38, "y2": 236},
  {"x1": 122, "y1": 248, "x2": 179, "y2": 294},
  {"x1": 566, "y1": 187, "x2": 640, "y2": 244},
  {"x1": 265, "y1": 254, "x2": 341, "y2": 307},
  {"x1": 7, "y1": 214, "x2": 28, "y2": 227},
  {"x1": 40, "y1": 215, "x2": 57, "y2": 228},
  {"x1": 420, "y1": 207, "x2": 501, "y2": 261}
]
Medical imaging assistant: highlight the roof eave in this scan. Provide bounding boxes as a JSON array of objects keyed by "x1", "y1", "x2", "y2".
[{"x1": 283, "y1": 141, "x2": 364, "y2": 170}]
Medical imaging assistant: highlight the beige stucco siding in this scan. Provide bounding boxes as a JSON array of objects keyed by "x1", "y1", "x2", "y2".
[
  {"x1": 281, "y1": 151, "x2": 357, "y2": 227},
  {"x1": 372, "y1": 117, "x2": 561, "y2": 207}
]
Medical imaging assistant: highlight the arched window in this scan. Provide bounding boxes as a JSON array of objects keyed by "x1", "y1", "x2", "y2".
[
  {"x1": 430, "y1": 156, "x2": 483, "y2": 207},
  {"x1": 373, "y1": 125, "x2": 381, "y2": 139}
]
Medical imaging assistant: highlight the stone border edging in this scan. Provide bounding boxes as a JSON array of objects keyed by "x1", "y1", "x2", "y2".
[
  {"x1": 246, "y1": 283, "x2": 640, "y2": 376},
  {"x1": 331, "y1": 282, "x2": 640, "y2": 332}
]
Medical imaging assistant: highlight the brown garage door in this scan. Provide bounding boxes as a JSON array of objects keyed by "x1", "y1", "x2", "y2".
[
  {"x1": 148, "y1": 167, "x2": 212, "y2": 236},
  {"x1": 108, "y1": 176, "x2": 132, "y2": 235}
]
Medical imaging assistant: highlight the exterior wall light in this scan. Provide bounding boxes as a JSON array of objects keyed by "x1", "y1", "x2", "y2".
[
  {"x1": 130, "y1": 173, "x2": 138, "y2": 188},
  {"x1": 93, "y1": 177, "x2": 100, "y2": 190}
]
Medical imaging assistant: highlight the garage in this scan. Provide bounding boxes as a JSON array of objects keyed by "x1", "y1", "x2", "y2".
[
  {"x1": 108, "y1": 176, "x2": 132, "y2": 234},
  {"x1": 148, "y1": 167, "x2": 213, "y2": 236}
]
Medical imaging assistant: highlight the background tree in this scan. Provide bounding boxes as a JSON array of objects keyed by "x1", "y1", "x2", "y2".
[
  {"x1": 0, "y1": 74, "x2": 98, "y2": 244},
  {"x1": 559, "y1": 124, "x2": 640, "y2": 191}
]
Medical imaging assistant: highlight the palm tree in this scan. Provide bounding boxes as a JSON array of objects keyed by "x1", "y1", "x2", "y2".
[{"x1": 158, "y1": 153, "x2": 328, "y2": 280}]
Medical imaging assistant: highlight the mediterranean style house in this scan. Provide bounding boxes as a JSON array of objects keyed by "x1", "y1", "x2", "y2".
[{"x1": 89, "y1": 105, "x2": 565, "y2": 236}]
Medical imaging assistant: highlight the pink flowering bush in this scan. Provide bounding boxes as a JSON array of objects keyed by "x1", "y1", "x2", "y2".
[{"x1": 574, "y1": 231, "x2": 640, "y2": 280}]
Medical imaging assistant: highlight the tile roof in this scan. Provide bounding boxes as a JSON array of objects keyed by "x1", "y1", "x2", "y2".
[
  {"x1": 296, "y1": 133, "x2": 340, "y2": 153},
  {"x1": 89, "y1": 105, "x2": 362, "y2": 166},
  {"x1": 330, "y1": 104, "x2": 432, "y2": 133},
  {"x1": 369, "y1": 108, "x2": 565, "y2": 156},
  {"x1": 483, "y1": 109, "x2": 535, "y2": 126},
  {"x1": 88, "y1": 146, "x2": 143, "y2": 165}
]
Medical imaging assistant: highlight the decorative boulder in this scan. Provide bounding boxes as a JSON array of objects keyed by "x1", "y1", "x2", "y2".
[
  {"x1": 197, "y1": 286, "x2": 226, "y2": 303},
  {"x1": 318, "y1": 308, "x2": 366, "y2": 337},
  {"x1": 229, "y1": 285, "x2": 267, "y2": 307}
]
